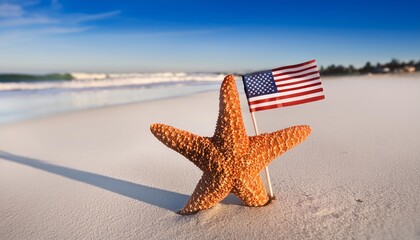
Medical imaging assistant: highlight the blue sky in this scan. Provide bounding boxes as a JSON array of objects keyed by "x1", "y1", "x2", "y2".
[{"x1": 0, "y1": 0, "x2": 419, "y2": 73}]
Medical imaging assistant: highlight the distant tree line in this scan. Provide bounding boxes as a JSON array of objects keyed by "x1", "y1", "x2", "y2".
[{"x1": 320, "y1": 59, "x2": 420, "y2": 76}]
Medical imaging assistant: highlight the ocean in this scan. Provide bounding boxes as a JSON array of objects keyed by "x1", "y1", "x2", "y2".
[{"x1": 0, "y1": 72, "x2": 231, "y2": 124}]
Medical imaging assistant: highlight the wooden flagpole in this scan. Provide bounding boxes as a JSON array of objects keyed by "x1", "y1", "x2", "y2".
[{"x1": 250, "y1": 111, "x2": 275, "y2": 199}]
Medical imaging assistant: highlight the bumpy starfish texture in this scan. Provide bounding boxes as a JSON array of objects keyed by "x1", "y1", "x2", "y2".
[{"x1": 150, "y1": 75, "x2": 311, "y2": 215}]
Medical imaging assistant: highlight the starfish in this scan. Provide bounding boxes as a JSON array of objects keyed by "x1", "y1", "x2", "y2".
[{"x1": 150, "y1": 75, "x2": 311, "y2": 215}]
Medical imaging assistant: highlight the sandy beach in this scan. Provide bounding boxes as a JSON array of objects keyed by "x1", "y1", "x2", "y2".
[{"x1": 1, "y1": 74, "x2": 420, "y2": 239}]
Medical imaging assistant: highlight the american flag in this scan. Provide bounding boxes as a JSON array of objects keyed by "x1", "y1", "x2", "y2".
[{"x1": 242, "y1": 59, "x2": 325, "y2": 112}]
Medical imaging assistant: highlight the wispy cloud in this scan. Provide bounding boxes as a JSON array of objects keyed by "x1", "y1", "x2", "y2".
[
  {"x1": 0, "y1": 15, "x2": 57, "y2": 27},
  {"x1": 0, "y1": 3, "x2": 24, "y2": 17},
  {"x1": 0, "y1": 26, "x2": 91, "y2": 44},
  {"x1": 4, "y1": 0, "x2": 42, "y2": 7},
  {"x1": 0, "y1": 0, "x2": 120, "y2": 38},
  {"x1": 71, "y1": 10, "x2": 121, "y2": 23}
]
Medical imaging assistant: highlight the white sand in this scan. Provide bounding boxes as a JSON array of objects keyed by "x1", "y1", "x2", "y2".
[{"x1": 1, "y1": 74, "x2": 420, "y2": 239}]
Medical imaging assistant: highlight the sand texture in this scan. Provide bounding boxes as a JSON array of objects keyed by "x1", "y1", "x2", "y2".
[{"x1": 1, "y1": 74, "x2": 420, "y2": 239}]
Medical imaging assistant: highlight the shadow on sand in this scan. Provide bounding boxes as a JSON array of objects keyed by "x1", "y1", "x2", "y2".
[{"x1": 0, "y1": 151, "x2": 190, "y2": 212}]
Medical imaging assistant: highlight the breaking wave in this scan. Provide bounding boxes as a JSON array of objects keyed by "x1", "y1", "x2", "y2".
[{"x1": 0, "y1": 72, "x2": 227, "y2": 92}]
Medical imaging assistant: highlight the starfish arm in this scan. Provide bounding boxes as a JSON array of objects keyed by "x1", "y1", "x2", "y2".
[
  {"x1": 150, "y1": 123, "x2": 216, "y2": 171},
  {"x1": 249, "y1": 125, "x2": 312, "y2": 170},
  {"x1": 231, "y1": 174, "x2": 269, "y2": 207},
  {"x1": 180, "y1": 172, "x2": 233, "y2": 215},
  {"x1": 212, "y1": 75, "x2": 249, "y2": 156}
]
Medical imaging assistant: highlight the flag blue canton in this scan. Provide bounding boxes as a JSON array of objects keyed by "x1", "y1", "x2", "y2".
[{"x1": 242, "y1": 70, "x2": 277, "y2": 98}]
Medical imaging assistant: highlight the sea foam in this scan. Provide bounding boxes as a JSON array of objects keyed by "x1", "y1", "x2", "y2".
[{"x1": 0, "y1": 72, "x2": 226, "y2": 92}]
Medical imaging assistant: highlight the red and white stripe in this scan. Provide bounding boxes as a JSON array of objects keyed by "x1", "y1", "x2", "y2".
[{"x1": 248, "y1": 60, "x2": 325, "y2": 112}]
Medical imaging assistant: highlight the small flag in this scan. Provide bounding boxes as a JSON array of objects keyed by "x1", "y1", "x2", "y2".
[{"x1": 242, "y1": 60, "x2": 325, "y2": 112}]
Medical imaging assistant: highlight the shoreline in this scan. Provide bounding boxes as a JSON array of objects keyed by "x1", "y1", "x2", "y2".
[{"x1": 0, "y1": 83, "x2": 222, "y2": 126}]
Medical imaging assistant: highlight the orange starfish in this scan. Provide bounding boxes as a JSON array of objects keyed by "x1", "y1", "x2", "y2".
[{"x1": 150, "y1": 75, "x2": 311, "y2": 215}]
